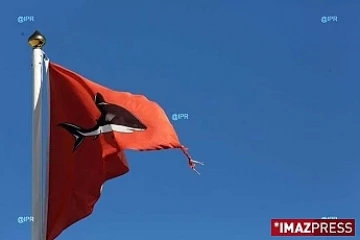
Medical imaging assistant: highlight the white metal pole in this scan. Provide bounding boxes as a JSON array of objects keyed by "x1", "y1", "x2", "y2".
[{"x1": 28, "y1": 30, "x2": 46, "y2": 240}]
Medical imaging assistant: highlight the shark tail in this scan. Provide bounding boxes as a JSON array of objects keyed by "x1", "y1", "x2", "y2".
[{"x1": 58, "y1": 122, "x2": 86, "y2": 151}]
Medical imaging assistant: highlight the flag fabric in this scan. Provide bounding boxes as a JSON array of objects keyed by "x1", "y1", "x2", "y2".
[{"x1": 46, "y1": 62, "x2": 201, "y2": 240}]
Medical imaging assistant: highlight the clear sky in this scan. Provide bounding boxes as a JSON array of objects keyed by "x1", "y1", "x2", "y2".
[{"x1": 1, "y1": 0, "x2": 359, "y2": 239}]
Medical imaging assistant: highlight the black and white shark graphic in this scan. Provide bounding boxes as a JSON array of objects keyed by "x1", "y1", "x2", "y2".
[{"x1": 59, "y1": 93, "x2": 147, "y2": 151}]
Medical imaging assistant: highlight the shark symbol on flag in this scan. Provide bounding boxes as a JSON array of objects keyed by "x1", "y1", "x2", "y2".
[{"x1": 59, "y1": 93, "x2": 147, "y2": 151}]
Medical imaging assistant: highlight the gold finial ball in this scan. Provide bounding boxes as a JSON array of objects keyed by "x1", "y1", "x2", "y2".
[{"x1": 28, "y1": 30, "x2": 46, "y2": 48}]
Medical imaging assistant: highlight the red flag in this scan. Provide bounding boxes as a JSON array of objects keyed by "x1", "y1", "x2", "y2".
[{"x1": 46, "y1": 62, "x2": 202, "y2": 240}]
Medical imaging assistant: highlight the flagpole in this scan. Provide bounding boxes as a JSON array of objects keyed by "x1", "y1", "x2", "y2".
[{"x1": 28, "y1": 30, "x2": 46, "y2": 240}]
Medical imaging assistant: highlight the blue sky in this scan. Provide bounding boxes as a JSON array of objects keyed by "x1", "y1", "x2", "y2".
[{"x1": 1, "y1": 0, "x2": 359, "y2": 239}]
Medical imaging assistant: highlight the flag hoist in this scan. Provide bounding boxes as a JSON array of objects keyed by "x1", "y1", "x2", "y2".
[{"x1": 28, "y1": 30, "x2": 47, "y2": 240}]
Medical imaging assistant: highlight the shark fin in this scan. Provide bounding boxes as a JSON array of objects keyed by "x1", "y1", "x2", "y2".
[
  {"x1": 94, "y1": 93, "x2": 105, "y2": 105},
  {"x1": 58, "y1": 122, "x2": 85, "y2": 151}
]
